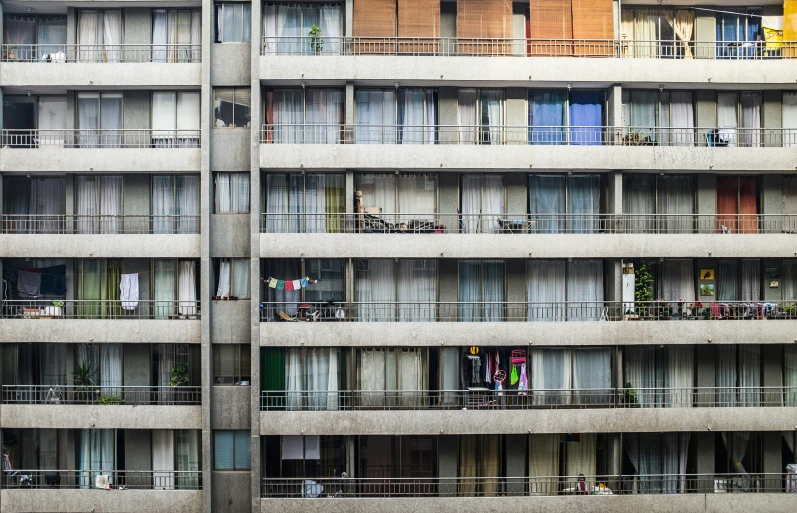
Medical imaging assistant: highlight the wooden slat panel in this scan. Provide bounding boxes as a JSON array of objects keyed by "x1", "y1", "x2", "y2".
[
  {"x1": 529, "y1": 0, "x2": 572, "y2": 56},
  {"x1": 353, "y1": 0, "x2": 397, "y2": 54},
  {"x1": 398, "y1": 0, "x2": 440, "y2": 53},
  {"x1": 571, "y1": 0, "x2": 613, "y2": 56},
  {"x1": 456, "y1": 0, "x2": 512, "y2": 55}
]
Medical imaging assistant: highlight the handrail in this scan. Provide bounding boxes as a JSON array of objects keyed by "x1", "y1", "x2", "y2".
[
  {"x1": 260, "y1": 124, "x2": 797, "y2": 147},
  {"x1": 261, "y1": 473, "x2": 791, "y2": 497},
  {"x1": 1, "y1": 129, "x2": 201, "y2": 149},
  {"x1": 261, "y1": 36, "x2": 797, "y2": 60},
  {"x1": 259, "y1": 300, "x2": 788, "y2": 323},
  {"x1": 5, "y1": 469, "x2": 202, "y2": 489},
  {"x1": 260, "y1": 387, "x2": 797, "y2": 411},
  {"x1": 1, "y1": 214, "x2": 200, "y2": 234},
  {"x1": 1, "y1": 43, "x2": 201, "y2": 63},
  {"x1": 1, "y1": 299, "x2": 200, "y2": 320},
  {"x1": 2, "y1": 385, "x2": 201, "y2": 405},
  {"x1": 259, "y1": 212, "x2": 797, "y2": 235}
]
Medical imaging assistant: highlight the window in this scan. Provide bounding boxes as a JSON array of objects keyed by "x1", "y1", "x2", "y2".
[
  {"x1": 152, "y1": 175, "x2": 200, "y2": 234},
  {"x1": 154, "y1": 258, "x2": 200, "y2": 318},
  {"x1": 152, "y1": 9, "x2": 200, "y2": 62},
  {"x1": 2, "y1": 177, "x2": 65, "y2": 234},
  {"x1": 215, "y1": 258, "x2": 250, "y2": 298},
  {"x1": 264, "y1": 89, "x2": 343, "y2": 144},
  {"x1": 263, "y1": 173, "x2": 345, "y2": 233},
  {"x1": 354, "y1": 88, "x2": 438, "y2": 144},
  {"x1": 263, "y1": 2, "x2": 343, "y2": 55},
  {"x1": 3, "y1": 15, "x2": 67, "y2": 61},
  {"x1": 355, "y1": 259, "x2": 437, "y2": 322},
  {"x1": 76, "y1": 10, "x2": 123, "y2": 62},
  {"x1": 152, "y1": 91, "x2": 201, "y2": 147},
  {"x1": 260, "y1": 259, "x2": 345, "y2": 320},
  {"x1": 213, "y1": 344, "x2": 251, "y2": 384},
  {"x1": 214, "y1": 430, "x2": 251, "y2": 470},
  {"x1": 75, "y1": 175, "x2": 123, "y2": 234},
  {"x1": 214, "y1": 3, "x2": 251, "y2": 43},
  {"x1": 214, "y1": 172, "x2": 250, "y2": 213},
  {"x1": 457, "y1": 89, "x2": 503, "y2": 145},
  {"x1": 77, "y1": 92, "x2": 123, "y2": 148},
  {"x1": 214, "y1": 88, "x2": 251, "y2": 128}
]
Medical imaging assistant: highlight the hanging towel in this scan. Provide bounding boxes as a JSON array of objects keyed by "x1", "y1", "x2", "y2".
[
  {"x1": 17, "y1": 271, "x2": 41, "y2": 298},
  {"x1": 276, "y1": 280, "x2": 285, "y2": 290},
  {"x1": 518, "y1": 364, "x2": 528, "y2": 392},
  {"x1": 95, "y1": 475, "x2": 110, "y2": 490},
  {"x1": 120, "y1": 273, "x2": 139, "y2": 310},
  {"x1": 292, "y1": 280, "x2": 302, "y2": 290},
  {"x1": 269, "y1": 278, "x2": 278, "y2": 289},
  {"x1": 300, "y1": 278, "x2": 309, "y2": 288}
]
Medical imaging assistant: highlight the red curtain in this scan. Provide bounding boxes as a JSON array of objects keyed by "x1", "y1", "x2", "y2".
[
  {"x1": 716, "y1": 177, "x2": 738, "y2": 233},
  {"x1": 738, "y1": 177, "x2": 758, "y2": 234}
]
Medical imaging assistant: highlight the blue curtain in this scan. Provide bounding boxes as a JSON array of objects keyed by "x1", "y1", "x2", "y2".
[
  {"x1": 717, "y1": 13, "x2": 760, "y2": 58},
  {"x1": 529, "y1": 91, "x2": 565, "y2": 145},
  {"x1": 568, "y1": 92, "x2": 604, "y2": 146}
]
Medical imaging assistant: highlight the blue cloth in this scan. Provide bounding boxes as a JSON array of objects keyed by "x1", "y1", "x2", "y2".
[
  {"x1": 529, "y1": 91, "x2": 565, "y2": 145},
  {"x1": 568, "y1": 92, "x2": 604, "y2": 146}
]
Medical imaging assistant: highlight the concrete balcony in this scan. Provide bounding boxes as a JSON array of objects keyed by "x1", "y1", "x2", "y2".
[
  {"x1": 0, "y1": 44, "x2": 200, "y2": 87},
  {"x1": 0, "y1": 130, "x2": 201, "y2": 173},
  {"x1": 258, "y1": 125, "x2": 797, "y2": 172},
  {"x1": 2, "y1": 487, "x2": 201, "y2": 513},
  {"x1": 260, "y1": 37, "x2": 797, "y2": 87}
]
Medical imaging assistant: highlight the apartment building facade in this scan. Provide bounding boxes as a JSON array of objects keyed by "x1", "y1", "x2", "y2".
[{"x1": 1, "y1": 0, "x2": 797, "y2": 512}]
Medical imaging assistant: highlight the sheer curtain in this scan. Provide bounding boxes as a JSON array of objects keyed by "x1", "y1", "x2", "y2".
[
  {"x1": 359, "y1": 348, "x2": 397, "y2": 407},
  {"x1": 319, "y1": 4, "x2": 342, "y2": 55},
  {"x1": 717, "y1": 260, "x2": 739, "y2": 301},
  {"x1": 529, "y1": 91, "x2": 566, "y2": 145},
  {"x1": 357, "y1": 173, "x2": 396, "y2": 221},
  {"x1": 527, "y1": 260, "x2": 565, "y2": 321},
  {"x1": 152, "y1": 91, "x2": 176, "y2": 147},
  {"x1": 568, "y1": 260, "x2": 603, "y2": 321},
  {"x1": 459, "y1": 260, "x2": 481, "y2": 322},
  {"x1": 305, "y1": 89, "x2": 342, "y2": 144},
  {"x1": 716, "y1": 345, "x2": 737, "y2": 407},
  {"x1": 567, "y1": 175, "x2": 600, "y2": 233},
  {"x1": 529, "y1": 175, "x2": 565, "y2": 233},
  {"x1": 77, "y1": 92, "x2": 100, "y2": 147},
  {"x1": 623, "y1": 174, "x2": 656, "y2": 233},
  {"x1": 661, "y1": 260, "x2": 695, "y2": 304},
  {"x1": 739, "y1": 345, "x2": 760, "y2": 407},
  {"x1": 305, "y1": 348, "x2": 339, "y2": 411},
  {"x1": 717, "y1": 92, "x2": 739, "y2": 147},
  {"x1": 176, "y1": 430, "x2": 200, "y2": 489},
  {"x1": 76, "y1": 176, "x2": 100, "y2": 234},
  {"x1": 569, "y1": 91, "x2": 604, "y2": 145},
  {"x1": 740, "y1": 93, "x2": 761, "y2": 147},
  {"x1": 529, "y1": 434, "x2": 559, "y2": 495},
  {"x1": 665, "y1": 346, "x2": 693, "y2": 407},
  {"x1": 77, "y1": 11, "x2": 98, "y2": 62},
  {"x1": 483, "y1": 260, "x2": 505, "y2": 321},
  {"x1": 99, "y1": 344, "x2": 122, "y2": 397},
  {"x1": 531, "y1": 348, "x2": 572, "y2": 405},
  {"x1": 99, "y1": 93, "x2": 123, "y2": 148},
  {"x1": 103, "y1": 10, "x2": 122, "y2": 62},
  {"x1": 670, "y1": 92, "x2": 695, "y2": 146},
  {"x1": 175, "y1": 176, "x2": 199, "y2": 233},
  {"x1": 274, "y1": 90, "x2": 303, "y2": 143},
  {"x1": 153, "y1": 176, "x2": 175, "y2": 234},
  {"x1": 660, "y1": 175, "x2": 694, "y2": 233},
  {"x1": 480, "y1": 90, "x2": 503, "y2": 145},
  {"x1": 628, "y1": 91, "x2": 658, "y2": 140},
  {"x1": 355, "y1": 90, "x2": 395, "y2": 144},
  {"x1": 565, "y1": 434, "x2": 596, "y2": 477},
  {"x1": 38, "y1": 97, "x2": 67, "y2": 148},
  {"x1": 216, "y1": 259, "x2": 231, "y2": 297},
  {"x1": 152, "y1": 430, "x2": 175, "y2": 490},
  {"x1": 215, "y1": 173, "x2": 250, "y2": 213},
  {"x1": 154, "y1": 260, "x2": 176, "y2": 319},
  {"x1": 572, "y1": 348, "x2": 612, "y2": 404},
  {"x1": 460, "y1": 174, "x2": 481, "y2": 233},
  {"x1": 625, "y1": 346, "x2": 662, "y2": 408},
  {"x1": 232, "y1": 259, "x2": 249, "y2": 299},
  {"x1": 398, "y1": 260, "x2": 436, "y2": 321},
  {"x1": 356, "y1": 260, "x2": 395, "y2": 322},
  {"x1": 397, "y1": 174, "x2": 436, "y2": 222},
  {"x1": 265, "y1": 174, "x2": 289, "y2": 232},
  {"x1": 152, "y1": 10, "x2": 168, "y2": 62},
  {"x1": 457, "y1": 89, "x2": 477, "y2": 144},
  {"x1": 178, "y1": 260, "x2": 197, "y2": 316},
  {"x1": 741, "y1": 260, "x2": 761, "y2": 302},
  {"x1": 397, "y1": 89, "x2": 425, "y2": 144},
  {"x1": 459, "y1": 174, "x2": 505, "y2": 233},
  {"x1": 784, "y1": 93, "x2": 797, "y2": 148},
  {"x1": 176, "y1": 92, "x2": 200, "y2": 147},
  {"x1": 98, "y1": 176, "x2": 122, "y2": 234}
]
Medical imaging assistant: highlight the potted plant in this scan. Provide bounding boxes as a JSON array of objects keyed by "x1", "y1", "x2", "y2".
[
  {"x1": 309, "y1": 25, "x2": 323, "y2": 55},
  {"x1": 170, "y1": 363, "x2": 189, "y2": 403},
  {"x1": 634, "y1": 263, "x2": 654, "y2": 318},
  {"x1": 623, "y1": 382, "x2": 640, "y2": 408},
  {"x1": 99, "y1": 395, "x2": 123, "y2": 405},
  {"x1": 72, "y1": 360, "x2": 97, "y2": 404},
  {"x1": 6, "y1": 42, "x2": 19, "y2": 60}
]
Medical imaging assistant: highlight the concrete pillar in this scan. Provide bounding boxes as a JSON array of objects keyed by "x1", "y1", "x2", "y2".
[
  {"x1": 505, "y1": 88, "x2": 527, "y2": 144},
  {"x1": 606, "y1": 84, "x2": 623, "y2": 142},
  {"x1": 696, "y1": 345, "x2": 715, "y2": 407},
  {"x1": 344, "y1": 82, "x2": 354, "y2": 143},
  {"x1": 345, "y1": 170, "x2": 355, "y2": 232},
  {"x1": 506, "y1": 173, "x2": 526, "y2": 217},
  {"x1": 440, "y1": 2, "x2": 456, "y2": 54},
  {"x1": 123, "y1": 344, "x2": 151, "y2": 388},
  {"x1": 762, "y1": 175, "x2": 783, "y2": 233},
  {"x1": 696, "y1": 91, "x2": 716, "y2": 130},
  {"x1": 604, "y1": 259, "x2": 622, "y2": 319},
  {"x1": 66, "y1": 8, "x2": 76, "y2": 45},
  {"x1": 607, "y1": 171, "x2": 622, "y2": 233},
  {"x1": 439, "y1": 259, "x2": 458, "y2": 321},
  {"x1": 438, "y1": 172, "x2": 458, "y2": 234},
  {"x1": 695, "y1": 174, "x2": 716, "y2": 233},
  {"x1": 607, "y1": 433, "x2": 622, "y2": 492},
  {"x1": 512, "y1": 4, "x2": 525, "y2": 55},
  {"x1": 438, "y1": 88, "x2": 458, "y2": 144},
  {"x1": 763, "y1": 345, "x2": 784, "y2": 406},
  {"x1": 762, "y1": 432, "x2": 783, "y2": 491},
  {"x1": 344, "y1": 0, "x2": 353, "y2": 37},
  {"x1": 506, "y1": 260, "x2": 525, "y2": 321},
  {"x1": 505, "y1": 435, "x2": 526, "y2": 495},
  {"x1": 65, "y1": 91, "x2": 76, "y2": 130},
  {"x1": 694, "y1": 432, "x2": 715, "y2": 493},
  {"x1": 438, "y1": 435, "x2": 458, "y2": 496},
  {"x1": 763, "y1": 90, "x2": 782, "y2": 147}
]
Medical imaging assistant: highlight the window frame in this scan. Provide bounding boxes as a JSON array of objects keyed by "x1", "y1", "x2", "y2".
[
  {"x1": 214, "y1": 2, "x2": 251, "y2": 43},
  {"x1": 213, "y1": 87, "x2": 251, "y2": 128},
  {"x1": 214, "y1": 429, "x2": 251, "y2": 470},
  {"x1": 213, "y1": 344, "x2": 251, "y2": 385}
]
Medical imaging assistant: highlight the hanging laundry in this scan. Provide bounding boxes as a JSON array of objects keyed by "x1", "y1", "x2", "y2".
[
  {"x1": 292, "y1": 279, "x2": 302, "y2": 290},
  {"x1": 120, "y1": 273, "x2": 139, "y2": 311},
  {"x1": 300, "y1": 277, "x2": 309, "y2": 288},
  {"x1": 17, "y1": 271, "x2": 41, "y2": 298},
  {"x1": 276, "y1": 280, "x2": 285, "y2": 290},
  {"x1": 268, "y1": 278, "x2": 278, "y2": 289},
  {"x1": 518, "y1": 363, "x2": 529, "y2": 393}
]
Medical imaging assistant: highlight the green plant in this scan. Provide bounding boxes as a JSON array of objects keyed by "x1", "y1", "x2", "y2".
[
  {"x1": 623, "y1": 382, "x2": 640, "y2": 408},
  {"x1": 309, "y1": 25, "x2": 323, "y2": 54},
  {"x1": 99, "y1": 395, "x2": 123, "y2": 405},
  {"x1": 72, "y1": 360, "x2": 97, "y2": 403},
  {"x1": 634, "y1": 263, "x2": 654, "y2": 316},
  {"x1": 169, "y1": 363, "x2": 190, "y2": 387}
]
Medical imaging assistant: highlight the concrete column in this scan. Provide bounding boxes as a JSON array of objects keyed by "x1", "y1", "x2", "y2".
[
  {"x1": 66, "y1": 8, "x2": 76, "y2": 45},
  {"x1": 606, "y1": 84, "x2": 623, "y2": 142},
  {"x1": 344, "y1": 82, "x2": 354, "y2": 143},
  {"x1": 763, "y1": 345, "x2": 784, "y2": 406},
  {"x1": 505, "y1": 88, "x2": 527, "y2": 145},
  {"x1": 439, "y1": 259, "x2": 458, "y2": 321},
  {"x1": 249, "y1": 0, "x2": 263, "y2": 510},
  {"x1": 438, "y1": 88, "x2": 458, "y2": 144},
  {"x1": 438, "y1": 172, "x2": 458, "y2": 235},
  {"x1": 694, "y1": 432, "x2": 715, "y2": 493},
  {"x1": 65, "y1": 91, "x2": 76, "y2": 130},
  {"x1": 696, "y1": 91, "x2": 716, "y2": 129},
  {"x1": 604, "y1": 259, "x2": 622, "y2": 319},
  {"x1": 695, "y1": 174, "x2": 716, "y2": 234},
  {"x1": 123, "y1": 344, "x2": 150, "y2": 387},
  {"x1": 505, "y1": 435, "x2": 526, "y2": 495},
  {"x1": 607, "y1": 433, "x2": 622, "y2": 492},
  {"x1": 607, "y1": 171, "x2": 622, "y2": 215},
  {"x1": 506, "y1": 173, "x2": 526, "y2": 217},
  {"x1": 762, "y1": 175, "x2": 783, "y2": 233},
  {"x1": 762, "y1": 432, "x2": 782, "y2": 491},
  {"x1": 511, "y1": 5, "x2": 526, "y2": 56},
  {"x1": 506, "y1": 259, "x2": 525, "y2": 321},
  {"x1": 696, "y1": 345, "x2": 715, "y2": 407},
  {"x1": 763, "y1": 90, "x2": 782, "y2": 147},
  {"x1": 344, "y1": 0, "x2": 353, "y2": 37},
  {"x1": 438, "y1": 435, "x2": 458, "y2": 496}
]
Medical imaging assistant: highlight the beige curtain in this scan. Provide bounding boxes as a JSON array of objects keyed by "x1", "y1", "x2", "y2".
[
  {"x1": 481, "y1": 435, "x2": 500, "y2": 497},
  {"x1": 565, "y1": 434, "x2": 596, "y2": 477},
  {"x1": 458, "y1": 435, "x2": 500, "y2": 497},
  {"x1": 458, "y1": 436, "x2": 477, "y2": 496},
  {"x1": 670, "y1": 10, "x2": 695, "y2": 59},
  {"x1": 530, "y1": 434, "x2": 560, "y2": 496}
]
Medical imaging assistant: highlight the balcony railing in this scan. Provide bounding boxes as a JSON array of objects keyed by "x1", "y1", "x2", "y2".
[
  {"x1": 262, "y1": 473, "x2": 791, "y2": 498},
  {"x1": 1, "y1": 214, "x2": 200, "y2": 235},
  {"x1": 260, "y1": 124, "x2": 797, "y2": 147},
  {"x1": 5, "y1": 469, "x2": 202, "y2": 489},
  {"x1": 259, "y1": 300, "x2": 792, "y2": 323},
  {"x1": 1, "y1": 300, "x2": 200, "y2": 320},
  {"x1": 261, "y1": 387, "x2": 797, "y2": 411},
  {"x1": 1, "y1": 129, "x2": 201, "y2": 149},
  {"x1": 1, "y1": 44, "x2": 201, "y2": 63},
  {"x1": 260, "y1": 212, "x2": 797, "y2": 235},
  {"x1": 2, "y1": 385, "x2": 201, "y2": 405},
  {"x1": 261, "y1": 36, "x2": 797, "y2": 60}
]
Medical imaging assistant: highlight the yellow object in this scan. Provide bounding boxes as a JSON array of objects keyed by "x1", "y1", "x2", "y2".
[
  {"x1": 764, "y1": 26, "x2": 784, "y2": 48},
  {"x1": 785, "y1": 0, "x2": 797, "y2": 56}
]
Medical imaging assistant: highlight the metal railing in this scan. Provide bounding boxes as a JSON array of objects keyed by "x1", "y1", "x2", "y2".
[
  {"x1": 1, "y1": 214, "x2": 200, "y2": 235},
  {"x1": 259, "y1": 212, "x2": 797, "y2": 235},
  {"x1": 4, "y1": 469, "x2": 202, "y2": 489},
  {"x1": 261, "y1": 36, "x2": 797, "y2": 60},
  {"x1": 262, "y1": 473, "x2": 792, "y2": 498},
  {"x1": 261, "y1": 124, "x2": 797, "y2": 147},
  {"x1": 259, "y1": 300, "x2": 793, "y2": 323},
  {"x1": 1, "y1": 129, "x2": 201, "y2": 149},
  {"x1": 1, "y1": 300, "x2": 200, "y2": 320},
  {"x1": 260, "y1": 387, "x2": 797, "y2": 411},
  {"x1": 1, "y1": 44, "x2": 201, "y2": 63},
  {"x1": 2, "y1": 385, "x2": 201, "y2": 405}
]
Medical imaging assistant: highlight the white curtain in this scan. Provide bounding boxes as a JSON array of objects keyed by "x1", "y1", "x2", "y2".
[
  {"x1": 355, "y1": 90, "x2": 396, "y2": 144},
  {"x1": 99, "y1": 343, "x2": 122, "y2": 397},
  {"x1": 661, "y1": 260, "x2": 695, "y2": 304},
  {"x1": 670, "y1": 92, "x2": 695, "y2": 146},
  {"x1": 38, "y1": 97, "x2": 67, "y2": 147},
  {"x1": 76, "y1": 176, "x2": 100, "y2": 234},
  {"x1": 398, "y1": 349, "x2": 426, "y2": 406},
  {"x1": 565, "y1": 434, "x2": 596, "y2": 477},
  {"x1": 232, "y1": 259, "x2": 249, "y2": 299},
  {"x1": 572, "y1": 348, "x2": 612, "y2": 405},
  {"x1": 77, "y1": 11, "x2": 98, "y2": 62},
  {"x1": 359, "y1": 349, "x2": 397, "y2": 407},
  {"x1": 176, "y1": 92, "x2": 200, "y2": 147},
  {"x1": 399, "y1": 89, "x2": 426, "y2": 144},
  {"x1": 305, "y1": 89, "x2": 342, "y2": 144},
  {"x1": 460, "y1": 174, "x2": 504, "y2": 234},
  {"x1": 274, "y1": 90, "x2": 303, "y2": 143},
  {"x1": 319, "y1": 4, "x2": 342, "y2": 54},
  {"x1": 152, "y1": 91, "x2": 176, "y2": 147},
  {"x1": 77, "y1": 92, "x2": 100, "y2": 147},
  {"x1": 716, "y1": 345, "x2": 737, "y2": 407},
  {"x1": 623, "y1": 174, "x2": 656, "y2": 233},
  {"x1": 285, "y1": 348, "x2": 303, "y2": 410},
  {"x1": 103, "y1": 10, "x2": 122, "y2": 62},
  {"x1": 397, "y1": 174, "x2": 436, "y2": 222},
  {"x1": 532, "y1": 348, "x2": 572, "y2": 405},
  {"x1": 356, "y1": 260, "x2": 395, "y2": 321},
  {"x1": 660, "y1": 175, "x2": 694, "y2": 233},
  {"x1": 625, "y1": 346, "x2": 662, "y2": 408},
  {"x1": 98, "y1": 176, "x2": 122, "y2": 234},
  {"x1": 458, "y1": 89, "x2": 477, "y2": 144},
  {"x1": 178, "y1": 260, "x2": 197, "y2": 315},
  {"x1": 154, "y1": 260, "x2": 176, "y2": 319},
  {"x1": 784, "y1": 93, "x2": 797, "y2": 147},
  {"x1": 665, "y1": 346, "x2": 693, "y2": 407},
  {"x1": 152, "y1": 10, "x2": 168, "y2": 62},
  {"x1": 152, "y1": 430, "x2": 175, "y2": 490},
  {"x1": 357, "y1": 173, "x2": 397, "y2": 221},
  {"x1": 717, "y1": 92, "x2": 739, "y2": 147},
  {"x1": 527, "y1": 260, "x2": 565, "y2": 321},
  {"x1": 99, "y1": 93, "x2": 123, "y2": 147},
  {"x1": 740, "y1": 93, "x2": 761, "y2": 147},
  {"x1": 216, "y1": 259, "x2": 231, "y2": 297},
  {"x1": 567, "y1": 175, "x2": 600, "y2": 233},
  {"x1": 153, "y1": 176, "x2": 175, "y2": 234},
  {"x1": 215, "y1": 173, "x2": 250, "y2": 213},
  {"x1": 529, "y1": 175, "x2": 566, "y2": 233},
  {"x1": 265, "y1": 174, "x2": 289, "y2": 232},
  {"x1": 568, "y1": 260, "x2": 603, "y2": 321},
  {"x1": 628, "y1": 91, "x2": 657, "y2": 140},
  {"x1": 177, "y1": 176, "x2": 199, "y2": 234},
  {"x1": 481, "y1": 90, "x2": 503, "y2": 145},
  {"x1": 398, "y1": 260, "x2": 436, "y2": 321},
  {"x1": 306, "y1": 348, "x2": 339, "y2": 411},
  {"x1": 78, "y1": 429, "x2": 114, "y2": 488},
  {"x1": 529, "y1": 434, "x2": 559, "y2": 495}
]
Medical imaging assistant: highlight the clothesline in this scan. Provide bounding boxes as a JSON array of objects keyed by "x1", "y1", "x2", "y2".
[{"x1": 263, "y1": 276, "x2": 319, "y2": 292}]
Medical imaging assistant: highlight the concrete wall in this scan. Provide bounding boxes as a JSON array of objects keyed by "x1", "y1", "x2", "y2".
[
  {"x1": 210, "y1": 131, "x2": 251, "y2": 171},
  {"x1": 0, "y1": 320, "x2": 200, "y2": 344},
  {"x1": 0, "y1": 235, "x2": 200, "y2": 258},
  {"x1": 0, "y1": 63, "x2": 201, "y2": 88},
  {"x1": 124, "y1": 174, "x2": 151, "y2": 217},
  {"x1": 125, "y1": 429, "x2": 153, "y2": 471},
  {"x1": 2, "y1": 405, "x2": 201, "y2": 429},
  {"x1": 211, "y1": 44, "x2": 251, "y2": 86},
  {"x1": 124, "y1": 90, "x2": 151, "y2": 131},
  {"x1": 212, "y1": 472, "x2": 251, "y2": 513},
  {"x1": 1, "y1": 489, "x2": 202, "y2": 513},
  {"x1": 211, "y1": 385, "x2": 251, "y2": 430},
  {"x1": 210, "y1": 301, "x2": 251, "y2": 343},
  {"x1": 211, "y1": 214, "x2": 251, "y2": 257},
  {"x1": 1, "y1": 149, "x2": 201, "y2": 173},
  {"x1": 124, "y1": 344, "x2": 151, "y2": 387}
]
